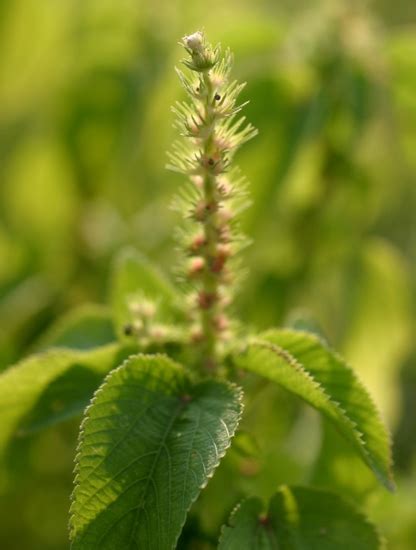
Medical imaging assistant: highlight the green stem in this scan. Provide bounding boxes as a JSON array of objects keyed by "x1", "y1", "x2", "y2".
[{"x1": 199, "y1": 70, "x2": 220, "y2": 371}]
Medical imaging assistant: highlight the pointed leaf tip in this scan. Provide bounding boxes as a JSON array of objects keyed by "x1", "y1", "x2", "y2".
[
  {"x1": 234, "y1": 329, "x2": 394, "y2": 491},
  {"x1": 70, "y1": 354, "x2": 243, "y2": 549}
]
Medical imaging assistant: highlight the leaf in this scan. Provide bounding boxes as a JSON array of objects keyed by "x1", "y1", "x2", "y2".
[
  {"x1": 218, "y1": 497, "x2": 273, "y2": 549},
  {"x1": 0, "y1": 275, "x2": 55, "y2": 370},
  {"x1": 36, "y1": 304, "x2": 116, "y2": 351},
  {"x1": 0, "y1": 344, "x2": 131, "y2": 453},
  {"x1": 70, "y1": 354, "x2": 243, "y2": 549},
  {"x1": 110, "y1": 247, "x2": 182, "y2": 338},
  {"x1": 218, "y1": 485, "x2": 384, "y2": 549},
  {"x1": 234, "y1": 329, "x2": 394, "y2": 490}
]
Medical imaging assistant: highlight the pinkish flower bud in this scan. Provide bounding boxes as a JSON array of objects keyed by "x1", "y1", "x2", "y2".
[
  {"x1": 218, "y1": 225, "x2": 232, "y2": 243},
  {"x1": 188, "y1": 257, "x2": 205, "y2": 277},
  {"x1": 214, "y1": 314, "x2": 229, "y2": 332},
  {"x1": 189, "y1": 234, "x2": 206, "y2": 253},
  {"x1": 197, "y1": 291, "x2": 218, "y2": 309},
  {"x1": 190, "y1": 175, "x2": 203, "y2": 188},
  {"x1": 217, "y1": 206, "x2": 233, "y2": 224},
  {"x1": 216, "y1": 177, "x2": 232, "y2": 197},
  {"x1": 193, "y1": 200, "x2": 217, "y2": 221},
  {"x1": 210, "y1": 244, "x2": 231, "y2": 273}
]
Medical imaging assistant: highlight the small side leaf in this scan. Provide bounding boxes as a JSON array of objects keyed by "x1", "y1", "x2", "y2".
[
  {"x1": 234, "y1": 329, "x2": 393, "y2": 490},
  {"x1": 70, "y1": 354, "x2": 243, "y2": 549},
  {"x1": 36, "y1": 304, "x2": 116, "y2": 351},
  {"x1": 0, "y1": 344, "x2": 130, "y2": 454},
  {"x1": 218, "y1": 497, "x2": 273, "y2": 549},
  {"x1": 218, "y1": 486, "x2": 384, "y2": 549},
  {"x1": 110, "y1": 247, "x2": 182, "y2": 338}
]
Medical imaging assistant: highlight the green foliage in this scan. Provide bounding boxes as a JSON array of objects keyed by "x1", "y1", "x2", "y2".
[
  {"x1": 0, "y1": 344, "x2": 130, "y2": 455},
  {"x1": 218, "y1": 486, "x2": 383, "y2": 549},
  {"x1": 218, "y1": 497, "x2": 270, "y2": 549},
  {"x1": 234, "y1": 329, "x2": 393, "y2": 490},
  {"x1": 0, "y1": 9, "x2": 413, "y2": 548},
  {"x1": 69, "y1": 354, "x2": 243, "y2": 549},
  {"x1": 110, "y1": 247, "x2": 182, "y2": 339},
  {"x1": 36, "y1": 304, "x2": 116, "y2": 351}
]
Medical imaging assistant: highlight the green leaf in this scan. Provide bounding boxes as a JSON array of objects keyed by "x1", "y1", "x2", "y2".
[
  {"x1": 218, "y1": 497, "x2": 273, "y2": 549},
  {"x1": 234, "y1": 329, "x2": 394, "y2": 490},
  {"x1": 0, "y1": 344, "x2": 131, "y2": 454},
  {"x1": 110, "y1": 247, "x2": 182, "y2": 338},
  {"x1": 36, "y1": 304, "x2": 116, "y2": 350},
  {"x1": 70, "y1": 354, "x2": 243, "y2": 549},
  {"x1": 218, "y1": 485, "x2": 384, "y2": 549}
]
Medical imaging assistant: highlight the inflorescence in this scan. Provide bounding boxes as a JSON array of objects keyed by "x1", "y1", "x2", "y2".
[{"x1": 168, "y1": 31, "x2": 257, "y2": 371}]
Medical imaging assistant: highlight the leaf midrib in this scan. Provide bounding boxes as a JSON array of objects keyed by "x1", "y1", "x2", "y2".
[{"x1": 126, "y1": 399, "x2": 185, "y2": 549}]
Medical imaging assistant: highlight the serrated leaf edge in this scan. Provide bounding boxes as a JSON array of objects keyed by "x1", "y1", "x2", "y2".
[
  {"x1": 217, "y1": 496, "x2": 263, "y2": 547},
  {"x1": 68, "y1": 352, "x2": 178, "y2": 541},
  {"x1": 68, "y1": 352, "x2": 244, "y2": 549},
  {"x1": 241, "y1": 329, "x2": 394, "y2": 491},
  {"x1": 273, "y1": 485, "x2": 387, "y2": 550},
  {"x1": 271, "y1": 329, "x2": 395, "y2": 490},
  {"x1": 218, "y1": 486, "x2": 387, "y2": 550},
  {"x1": 172, "y1": 379, "x2": 244, "y2": 550},
  {"x1": 0, "y1": 343, "x2": 119, "y2": 380}
]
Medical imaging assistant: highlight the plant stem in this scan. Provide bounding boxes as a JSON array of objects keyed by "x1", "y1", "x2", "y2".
[{"x1": 200, "y1": 70, "x2": 220, "y2": 371}]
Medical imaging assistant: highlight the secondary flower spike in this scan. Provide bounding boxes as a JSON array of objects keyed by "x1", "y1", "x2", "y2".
[{"x1": 168, "y1": 31, "x2": 257, "y2": 371}]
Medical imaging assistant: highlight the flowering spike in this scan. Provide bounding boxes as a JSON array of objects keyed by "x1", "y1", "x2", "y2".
[{"x1": 168, "y1": 31, "x2": 257, "y2": 371}]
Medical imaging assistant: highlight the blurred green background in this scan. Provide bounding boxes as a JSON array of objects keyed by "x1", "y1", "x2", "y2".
[{"x1": 1, "y1": 0, "x2": 416, "y2": 547}]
